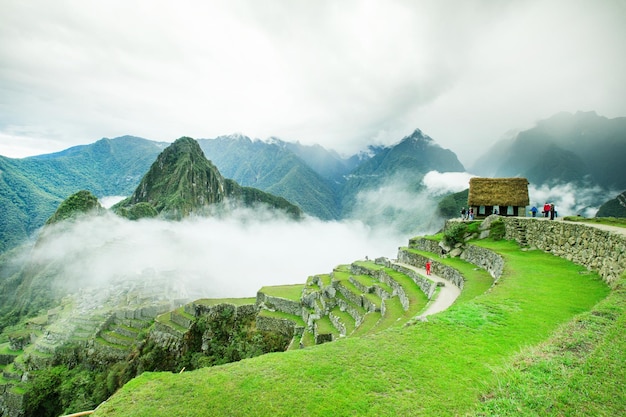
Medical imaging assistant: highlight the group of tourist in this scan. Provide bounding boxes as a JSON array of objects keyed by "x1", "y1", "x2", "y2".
[
  {"x1": 460, "y1": 207, "x2": 474, "y2": 220},
  {"x1": 541, "y1": 202, "x2": 557, "y2": 220}
]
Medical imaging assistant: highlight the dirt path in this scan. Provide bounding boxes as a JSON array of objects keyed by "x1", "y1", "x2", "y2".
[
  {"x1": 395, "y1": 262, "x2": 461, "y2": 317},
  {"x1": 558, "y1": 218, "x2": 626, "y2": 236}
]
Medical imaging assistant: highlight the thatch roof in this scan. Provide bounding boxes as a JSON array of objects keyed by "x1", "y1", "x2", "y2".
[{"x1": 468, "y1": 177, "x2": 529, "y2": 206}]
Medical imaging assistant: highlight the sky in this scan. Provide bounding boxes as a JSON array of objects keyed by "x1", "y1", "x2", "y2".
[{"x1": 1, "y1": 0, "x2": 625, "y2": 165}]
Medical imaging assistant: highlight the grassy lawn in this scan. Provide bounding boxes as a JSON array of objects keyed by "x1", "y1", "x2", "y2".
[
  {"x1": 258, "y1": 310, "x2": 305, "y2": 327},
  {"x1": 314, "y1": 316, "x2": 338, "y2": 336},
  {"x1": 259, "y1": 284, "x2": 305, "y2": 301},
  {"x1": 95, "y1": 239, "x2": 613, "y2": 416}
]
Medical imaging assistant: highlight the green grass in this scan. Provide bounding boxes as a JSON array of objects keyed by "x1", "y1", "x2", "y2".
[
  {"x1": 472, "y1": 276, "x2": 626, "y2": 416},
  {"x1": 94, "y1": 337, "x2": 127, "y2": 350},
  {"x1": 0, "y1": 343, "x2": 22, "y2": 355},
  {"x1": 350, "y1": 311, "x2": 382, "y2": 337},
  {"x1": 314, "y1": 316, "x2": 337, "y2": 336},
  {"x1": 376, "y1": 296, "x2": 406, "y2": 330},
  {"x1": 155, "y1": 313, "x2": 188, "y2": 333},
  {"x1": 259, "y1": 284, "x2": 305, "y2": 301},
  {"x1": 330, "y1": 307, "x2": 356, "y2": 335},
  {"x1": 194, "y1": 297, "x2": 256, "y2": 307},
  {"x1": 317, "y1": 273, "x2": 333, "y2": 287},
  {"x1": 172, "y1": 306, "x2": 195, "y2": 321},
  {"x1": 94, "y1": 240, "x2": 614, "y2": 417},
  {"x1": 349, "y1": 273, "x2": 377, "y2": 289},
  {"x1": 402, "y1": 247, "x2": 494, "y2": 303},
  {"x1": 257, "y1": 310, "x2": 305, "y2": 327},
  {"x1": 563, "y1": 215, "x2": 626, "y2": 228}
]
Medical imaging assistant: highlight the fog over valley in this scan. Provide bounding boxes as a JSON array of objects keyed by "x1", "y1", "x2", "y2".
[{"x1": 29, "y1": 208, "x2": 404, "y2": 300}]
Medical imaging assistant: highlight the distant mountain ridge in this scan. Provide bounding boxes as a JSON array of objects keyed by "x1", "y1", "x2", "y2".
[
  {"x1": 471, "y1": 111, "x2": 626, "y2": 189},
  {"x1": 0, "y1": 129, "x2": 465, "y2": 252}
]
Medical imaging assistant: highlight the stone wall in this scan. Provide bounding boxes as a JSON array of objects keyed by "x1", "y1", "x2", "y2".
[
  {"x1": 500, "y1": 218, "x2": 626, "y2": 285},
  {"x1": 408, "y1": 237, "x2": 444, "y2": 255},
  {"x1": 460, "y1": 245, "x2": 505, "y2": 280},
  {"x1": 396, "y1": 249, "x2": 465, "y2": 291},
  {"x1": 256, "y1": 292, "x2": 303, "y2": 316},
  {"x1": 0, "y1": 384, "x2": 24, "y2": 417},
  {"x1": 255, "y1": 315, "x2": 303, "y2": 337}
]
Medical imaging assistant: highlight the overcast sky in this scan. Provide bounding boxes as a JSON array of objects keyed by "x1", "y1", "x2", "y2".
[{"x1": 1, "y1": 0, "x2": 625, "y2": 165}]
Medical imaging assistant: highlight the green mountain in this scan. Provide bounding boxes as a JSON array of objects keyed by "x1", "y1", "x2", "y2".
[
  {"x1": 472, "y1": 111, "x2": 626, "y2": 189},
  {"x1": 45, "y1": 190, "x2": 103, "y2": 225},
  {"x1": 198, "y1": 135, "x2": 342, "y2": 220},
  {"x1": 114, "y1": 137, "x2": 301, "y2": 219},
  {"x1": 0, "y1": 136, "x2": 166, "y2": 251},
  {"x1": 596, "y1": 191, "x2": 626, "y2": 217}
]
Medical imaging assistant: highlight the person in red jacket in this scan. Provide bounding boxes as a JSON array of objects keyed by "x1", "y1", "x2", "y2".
[
  {"x1": 543, "y1": 202, "x2": 551, "y2": 217},
  {"x1": 425, "y1": 260, "x2": 432, "y2": 276}
]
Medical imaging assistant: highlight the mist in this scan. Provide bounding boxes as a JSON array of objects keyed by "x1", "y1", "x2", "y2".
[
  {"x1": 30, "y1": 207, "x2": 406, "y2": 301},
  {"x1": 528, "y1": 182, "x2": 616, "y2": 218},
  {"x1": 26, "y1": 172, "x2": 607, "y2": 307},
  {"x1": 348, "y1": 170, "x2": 473, "y2": 235}
]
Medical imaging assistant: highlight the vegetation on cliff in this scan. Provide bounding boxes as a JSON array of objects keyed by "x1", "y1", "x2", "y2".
[
  {"x1": 19, "y1": 304, "x2": 289, "y2": 417},
  {"x1": 45, "y1": 190, "x2": 103, "y2": 225}
]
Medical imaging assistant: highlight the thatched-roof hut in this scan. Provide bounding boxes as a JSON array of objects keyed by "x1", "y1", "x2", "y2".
[{"x1": 467, "y1": 177, "x2": 529, "y2": 218}]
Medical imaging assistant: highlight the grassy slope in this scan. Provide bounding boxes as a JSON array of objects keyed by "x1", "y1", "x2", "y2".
[{"x1": 94, "y1": 240, "x2": 616, "y2": 417}]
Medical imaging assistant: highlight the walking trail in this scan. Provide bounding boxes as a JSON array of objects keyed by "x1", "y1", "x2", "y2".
[{"x1": 395, "y1": 262, "x2": 461, "y2": 317}]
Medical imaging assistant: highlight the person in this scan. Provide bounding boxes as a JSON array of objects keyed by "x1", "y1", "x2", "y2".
[
  {"x1": 460, "y1": 207, "x2": 466, "y2": 220},
  {"x1": 550, "y1": 203, "x2": 556, "y2": 220},
  {"x1": 469, "y1": 208, "x2": 474, "y2": 220},
  {"x1": 425, "y1": 260, "x2": 432, "y2": 276},
  {"x1": 543, "y1": 202, "x2": 550, "y2": 218},
  {"x1": 530, "y1": 206, "x2": 538, "y2": 217}
]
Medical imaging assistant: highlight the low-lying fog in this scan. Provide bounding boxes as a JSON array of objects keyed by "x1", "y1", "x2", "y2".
[{"x1": 25, "y1": 171, "x2": 615, "y2": 303}]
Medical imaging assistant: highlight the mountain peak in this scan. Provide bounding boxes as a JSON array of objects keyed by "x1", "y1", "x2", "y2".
[
  {"x1": 403, "y1": 128, "x2": 435, "y2": 144},
  {"x1": 46, "y1": 190, "x2": 103, "y2": 225},
  {"x1": 113, "y1": 137, "x2": 302, "y2": 219},
  {"x1": 114, "y1": 137, "x2": 227, "y2": 218}
]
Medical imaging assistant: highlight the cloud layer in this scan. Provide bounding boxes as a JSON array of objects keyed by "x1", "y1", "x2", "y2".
[
  {"x1": 1, "y1": 1, "x2": 625, "y2": 163},
  {"x1": 32, "y1": 208, "x2": 406, "y2": 299}
]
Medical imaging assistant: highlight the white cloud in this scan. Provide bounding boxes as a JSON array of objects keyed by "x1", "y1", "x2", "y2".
[
  {"x1": 422, "y1": 171, "x2": 475, "y2": 195},
  {"x1": 0, "y1": 1, "x2": 624, "y2": 163},
  {"x1": 528, "y1": 183, "x2": 615, "y2": 218}
]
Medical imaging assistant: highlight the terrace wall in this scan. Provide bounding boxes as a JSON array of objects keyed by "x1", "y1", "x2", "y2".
[{"x1": 500, "y1": 218, "x2": 626, "y2": 285}]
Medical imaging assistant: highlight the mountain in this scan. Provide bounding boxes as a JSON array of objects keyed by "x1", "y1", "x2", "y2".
[
  {"x1": 340, "y1": 129, "x2": 465, "y2": 216},
  {"x1": 596, "y1": 191, "x2": 626, "y2": 217},
  {"x1": 0, "y1": 136, "x2": 166, "y2": 251},
  {"x1": 471, "y1": 111, "x2": 626, "y2": 189},
  {"x1": 0, "y1": 129, "x2": 464, "y2": 253},
  {"x1": 114, "y1": 137, "x2": 301, "y2": 219},
  {"x1": 270, "y1": 138, "x2": 362, "y2": 183},
  {"x1": 197, "y1": 135, "x2": 341, "y2": 220},
  {"x1": 46, "y1": 190, "x2": 104, "y2": 225}
]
